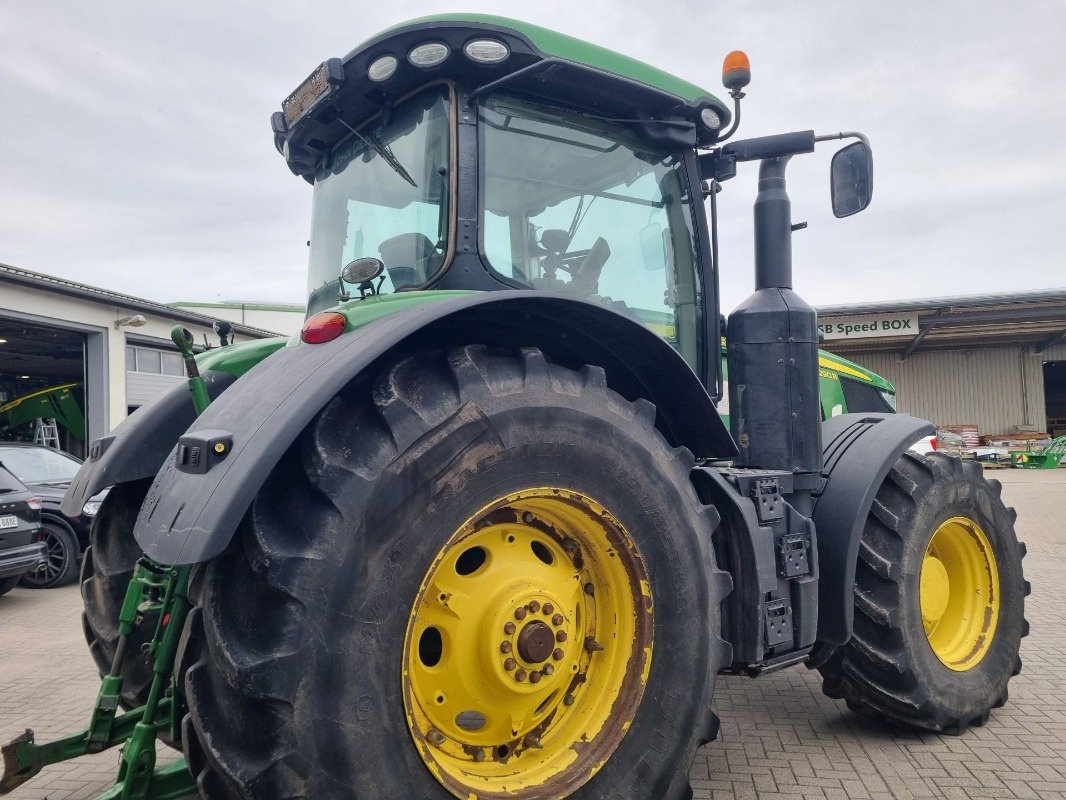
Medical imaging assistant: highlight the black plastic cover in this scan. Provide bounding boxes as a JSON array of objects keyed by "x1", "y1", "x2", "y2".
[
  {"x1": 812, "y1": 412, "x2": 934, "y2": 644},
  {"x1": 61, "y1": 371, "x2": 236, "y2": 516},
  {"x1": 135, "y1": 292, "x2": 737, "y2": 565}
]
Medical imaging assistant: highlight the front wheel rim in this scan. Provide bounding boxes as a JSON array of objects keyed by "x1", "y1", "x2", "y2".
[
  {"x1": 920, "y1": 516, "x2": 1000, "y2": 671},
  {"x1": 402, "y1": 487, "x2": 653, "y2": 800}
]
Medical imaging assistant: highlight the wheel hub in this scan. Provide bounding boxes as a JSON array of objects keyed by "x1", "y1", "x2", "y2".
[
  {"x1": 516, "y1": 620, "x2": 555, "y2": 664},
  {"x1": 402, "y1": 488, "x2": 653, "y2": 800},
  {"x1": 920, "y1": 516, "x2": 1000, "y2": 671}
]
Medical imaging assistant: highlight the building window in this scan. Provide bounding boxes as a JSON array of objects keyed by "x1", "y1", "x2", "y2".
[{"x1": 125, "y1": 345, "x2": 185, "y2": 376}]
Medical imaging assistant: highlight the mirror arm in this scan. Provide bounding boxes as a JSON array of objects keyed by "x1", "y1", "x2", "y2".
[
  {"x1": 715, "y1": 90, "x2": 745, "y2": 144},
  {"x1": 814, "y1": 131, "x2": 871, "y2": 149}
]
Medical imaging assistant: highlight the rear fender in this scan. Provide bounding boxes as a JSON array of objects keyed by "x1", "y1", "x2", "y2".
[
  {"x1": 133, "y1": 291, "x2": 737, "y2": 564},
  {"x1": 812, "y1": 412, "x2": 934, "y2": 644}
]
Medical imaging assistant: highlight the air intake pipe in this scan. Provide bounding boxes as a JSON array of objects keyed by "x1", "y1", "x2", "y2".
[{"x1": 727, "y1": 154, "x2": 821, "y2": 473}]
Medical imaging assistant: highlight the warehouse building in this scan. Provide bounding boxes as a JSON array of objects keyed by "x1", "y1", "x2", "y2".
[
  {"x1": 0, "y1": 264, "x2": 280, "y2": 458},
  {"x1": 817, "y1": 290, "x2": 1066, "y2": 441}
]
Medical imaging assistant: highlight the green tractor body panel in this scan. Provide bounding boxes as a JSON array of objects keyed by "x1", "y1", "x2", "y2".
[
  {"x1": 195, "y1": 337, "x2": 289, "y2": 377},
  {"x1": 327, "y1": 290, "x2": 480, "y2": 336},
  {"x1": 720, "y1": 347, "x2": 897, "y2": 428},
  {"x1": 389, "y1": 14, "x2": 725, "y2": 107},
  {"x1": 192, "y1": 293, "x2": 480, "y2": 377}
]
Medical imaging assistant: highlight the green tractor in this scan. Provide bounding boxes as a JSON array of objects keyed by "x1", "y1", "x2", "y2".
[{"x1": 2, "y1": 15, "x2": 1028, "y2": 800}]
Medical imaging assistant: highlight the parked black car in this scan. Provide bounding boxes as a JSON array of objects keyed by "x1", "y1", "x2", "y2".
[
  {"x1": 0, "y1": 443, "x2": 104, "y2": 588},
  {"x1": 0, "y1": 464, "x2": 46, "y2": 596}
]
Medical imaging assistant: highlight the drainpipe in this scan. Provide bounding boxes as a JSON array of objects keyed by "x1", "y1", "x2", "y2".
[{"x1": 1020, "y1": 347, "x2": 1031, "y2": 427}]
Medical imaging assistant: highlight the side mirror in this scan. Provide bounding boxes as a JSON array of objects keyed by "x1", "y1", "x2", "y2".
[
  {"x1": 639, "y1": 223, "x2": 667, "y2": 271},
  {"x1": 830, "y1": 140, "x2": 873, "y2": 218}
]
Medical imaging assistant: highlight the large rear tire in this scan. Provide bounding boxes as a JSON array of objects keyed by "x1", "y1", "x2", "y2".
[
  {"x1": 816, "y1": 452, "x2": 1028, "y2": 734},
  {"x1": 178, "y1": 346, "x2": 730, "y2": 800},
  {"x1": 81, "y1": 480, "x2": 158, "y2": 709}
]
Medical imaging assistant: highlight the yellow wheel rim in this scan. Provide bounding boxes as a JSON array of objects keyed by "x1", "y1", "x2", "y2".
[
  {"x1": 920, "y1": 516, "x2": 1000, "y2": 671},
  {"x1": 402, "y1": 488, "x2": 653, "y2": 800}
]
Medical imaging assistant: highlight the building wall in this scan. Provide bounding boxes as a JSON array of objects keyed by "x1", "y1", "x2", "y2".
[
  {"x1": 844, "y1": 342, "x2": 1066, "y2": 437},
  {"x1": 1, "y1": 282, "x2": 227, "y2": 433}
]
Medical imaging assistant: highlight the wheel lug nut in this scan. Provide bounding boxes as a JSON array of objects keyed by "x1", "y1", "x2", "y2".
[
  {"x1": 428, "y1": 729, "x2": 445, "y2": 746},
  {"x1": 528, "y1": 600, "x2": 541, "y2": 613},
  {"x1": 504, "y1": 658, "x2": 518, "y2": 671},
  {"x1": 564, "y1": 693, "x2": 576, "y2": 706},
  {"x1": 515, "y1": 669, "x2": 527, "y2": 682},
  {"x1": 543, "y1": 664, "x2": 555, "y2": 676},
  {"x1": 524, "y1": 734, "x2": 543, "y2": 749},
  {"x1": 552, "y1": 648, "x2": 564, "y2": 661},
  {"x1": 473, "y1": 748, "x2": 486, "y2": 762},
  {"x1": 556, "y1": 631, "x2": 567, "y2": 643},
  {"x1": 501, "y1": 641, "x2": 512, "y2": 654},
  {"x1": 530, "y1": 671, "x2": 543, "y2": 684},
  {"x1": 504, "y1": 622, "x2": 516, "y2": 635},
  {"x1": 515, "y1": 607, "x2": 528, "y2": 620},
  {"x1": 523, "y1": 512, "x2": 535, "y2": 524},
  {"x1": 583, "y1": 582, "x2": 595, "y2": 596},
  {"x1": 585, "y1": 637, "x2": 605, "y2": 652},
  {"x1": 552, "y1": 614, "x2": 564, "y2": 626},
  {"x1": 543, "y1": 603, "x2": 554, "y2": 615}
]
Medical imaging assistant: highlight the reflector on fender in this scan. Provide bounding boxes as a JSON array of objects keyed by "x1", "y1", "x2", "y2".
[{"x1": 301, "y1": 312, "x2": 347, "y2": 344}]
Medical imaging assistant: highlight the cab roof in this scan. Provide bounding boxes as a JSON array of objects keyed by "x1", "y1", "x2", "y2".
[{"x1": 273, "y1": 15, "x2": 731, "y2": 181}]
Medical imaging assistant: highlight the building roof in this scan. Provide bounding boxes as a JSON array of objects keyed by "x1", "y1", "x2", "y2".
[
  {"x1": 815, "y1": 288, "x2": 1066, "y2": 356},
  {"x1": 171, "y1": 300, "x2": 306, "y2": 313},
  {"x1": 0, "y1": 264, "x2": 280, "y2": 338},
  {"x1": 816, "y1": 288, "x2": 1066, "y2": 316}
]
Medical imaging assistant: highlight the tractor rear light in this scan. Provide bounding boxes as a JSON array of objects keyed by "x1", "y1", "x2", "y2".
[
  {"x1": 464, "y1": 39, "x2": 509, "y2": 64},
  {"x1": 409, "y1": 42, "x2": 450, "y2": 68},
  {"x1": 701, "y1": 107, "x2": 722, "y2": 130},
  {"x1": 301, "y1": 312, "x2": 347, "y2": 344},
  {"x1": 930, "y1": 437, "x2": 939, "y2": 450},
  {"x1": 26, "y1": 497, "x2": 42, "y2": 511},
  {"x1": 368, "y1": 54, "x2": 398, "y2": 82}
]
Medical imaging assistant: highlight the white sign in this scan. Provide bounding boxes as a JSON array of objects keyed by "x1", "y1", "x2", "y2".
[{"x1": 817, "y1": 314, "x2": 919, "y2": 341}]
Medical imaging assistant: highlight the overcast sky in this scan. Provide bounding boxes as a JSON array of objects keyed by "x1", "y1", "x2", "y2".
[{"x1": 2, "y1": 1, "x2": 1064, "y2": 312}]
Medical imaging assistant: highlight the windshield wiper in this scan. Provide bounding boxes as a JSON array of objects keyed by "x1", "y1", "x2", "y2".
[{"x1": 340, "y1": 119, "x2": 417, "y2": 188}]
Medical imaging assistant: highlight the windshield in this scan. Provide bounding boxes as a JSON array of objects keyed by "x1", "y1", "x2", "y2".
[
  {"x1": 306, "y1": 87, "x2": 452, "y2": 314},
  {"x1": 0, "y1": 446, "x2": 81, "y2": 484},
  {"x1": 479, "y1": 93, "x2": 704, "y2": 370}
]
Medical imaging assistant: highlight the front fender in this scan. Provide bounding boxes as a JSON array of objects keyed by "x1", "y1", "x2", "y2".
[
  {"x1": 812, "y1": 412, "x2": 934, "y2": 645},
  {"x1": 134, "y1": 291, "x2": 737, "y2": 564}
]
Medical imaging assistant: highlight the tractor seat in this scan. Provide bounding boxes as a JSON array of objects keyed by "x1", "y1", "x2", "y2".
[{"x1": 378, "y1": 233, "x2": 444, "y2": 290}]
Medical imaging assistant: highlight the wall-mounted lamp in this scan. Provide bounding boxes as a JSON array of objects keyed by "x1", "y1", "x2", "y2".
[{"x1": 115, "y1": 314, "x2": 148, "y2": 329}]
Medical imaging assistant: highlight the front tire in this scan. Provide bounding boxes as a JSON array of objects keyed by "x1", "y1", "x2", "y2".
[
  {"x1": 816, "y1": 452, "x2": 1028, "y2": 733},
  {"x1": 179, "y1": 346, "x2": 730, "y2": 800}
]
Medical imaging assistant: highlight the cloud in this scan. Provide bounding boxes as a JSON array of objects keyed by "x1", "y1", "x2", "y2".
[{"x1": 1, "y1": 0, "x2": 1064, "y2": 312}]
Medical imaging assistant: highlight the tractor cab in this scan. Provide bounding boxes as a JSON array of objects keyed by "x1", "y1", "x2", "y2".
[{"x1": 286, "y1": 15, "x2": 729, "y2": 377}]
